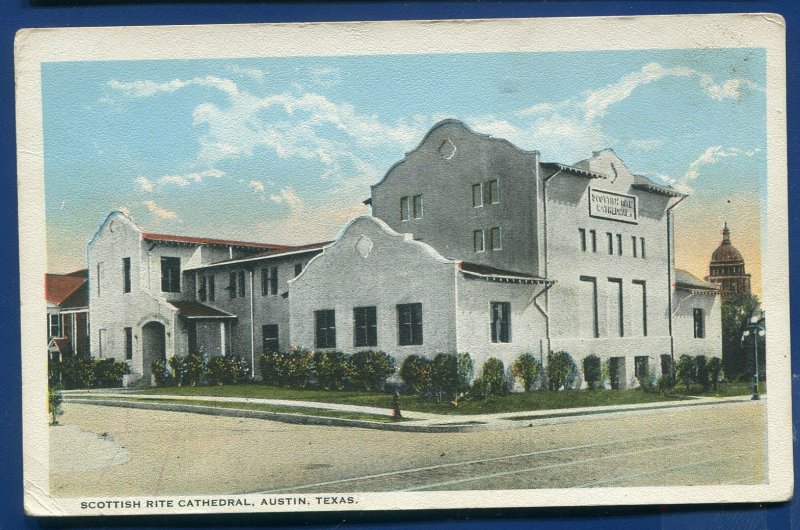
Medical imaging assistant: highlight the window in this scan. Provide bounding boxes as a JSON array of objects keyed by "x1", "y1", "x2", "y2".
[
  {"x1": 490, "y1": 227, "x2": 502, "y2": 250},
  {"x1": 632, "y1": 236, "x2": 638, "y2": 258},
  {"x1": 294, "y1": 263, "x2": 303, "y2": 277},
  {"x1": 579, "y1": 228, "x2": 587, "y2": 251},
  {"x1": 122, "y1": 257, "x2": 131, "y2": 293},
  {"x1": 353, "y1": 306, "x2": 378, "y2": 347},
  {"x1": 49, "y1": 314, "x2": 61, "y2": 338},
  {"x1": 640, "y1": 237, "x2": 646, "y2": 259},
  {"x1": 96, "y1": 262, "x2": 103, "y2": 296},
  {"x1": 472, "y1": 183, "x2": 483, "y2": 207},
  {"x1": 608, "y1": 278, "x2": 624, "y2": 337},
  {"x1": 261, "y1": 267, "x2": 278, "y2": 296},
  {"x1": 207, "y1": 275, "x2": 215, "y2": 302},
  {"x1": 616, "y1": 234, "x2": 622, "y2": 256},
  {"x1": 693, "y1": 308, "x2": 706, "y2": 338},
  {"x1": 606, "y1": 232, "x2": 613, "y2": 255},
  {"x1": 160, "y1": 257, "x2": 181, "y2": 292},
  {"x1": 473, "y1": 229, "x2": 485, "y2": 252},
  {"x1": 580, "y1": 276, "x2": 599, "y2": 338},
  {"x1": 315, "y1": 310, "x2": 336, "y2": 348},
  {"x1": 228, "y1": 272, "x2": 237, "y2": 299},
  {"x1": 400, "y1": 197, "x2": 410, "y2": 221},
  {"x1": 238, "y1": 270, "x2": 246, "y2": 297},
  {"x1": 262, "y1": 324, "x2": 279, "y2": 353},
  {"x1": 397, "y1": 303, "x2": 423, "y2": 346},
  {"x1": 634, "y1": 356, "x2": 649, "y2": 379},
  {"x1": 124, "y1": 327, "x2": 133, "y2": 360},
  {"x1": 590, "y1": 230, "x2": 597, "y2": 253},
  {"x1": 412, "y1": 195, "x2": 423, "y2": 219},
  {"x1": 98, "y1": 329, "x2": 107, "y2": 358},
  {"x1": 490, "y1": 302, "x2": 511, "y2": 343},
  {"x1": 632, "y1": 280, "x2": 648, "y2": 336},
  {"x1": 489, "y1": 179, "x2": 500, "y2": 204},
  {"x1": 198, "y1": 276, "x2": 207, "y2": 302}
]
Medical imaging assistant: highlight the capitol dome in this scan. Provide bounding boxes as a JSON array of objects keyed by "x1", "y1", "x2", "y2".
[
  {"x1": 711, "y1": 223, "x2": 744, "y2": 262},
  {"x1": 707, "y1": 222, "x2": 751, "y2": 299}
]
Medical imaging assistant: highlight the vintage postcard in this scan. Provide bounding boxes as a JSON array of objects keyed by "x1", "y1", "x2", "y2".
[{"x1": 16, "y1": 14, "x2": 791, "y2": 516}]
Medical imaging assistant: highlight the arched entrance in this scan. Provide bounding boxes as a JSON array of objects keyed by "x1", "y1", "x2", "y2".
[{"x1": 141, "y1": 321, "x2": 166, "y2": 380}]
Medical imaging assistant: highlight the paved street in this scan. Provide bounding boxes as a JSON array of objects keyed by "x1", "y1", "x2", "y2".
[{"x1": 50, "y1": 401, "x2": 766, "y2": 496}]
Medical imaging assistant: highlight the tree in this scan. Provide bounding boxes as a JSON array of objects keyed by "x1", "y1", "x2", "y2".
[
  {"x1": 721, "y1": 293, "x2": 761, "y2": 380},
  {"x1": 676, "y1": 354, "x2": 695, "y2": 390},
  {"x1": 546, "y1": 351, "x2": 578, "y2": 391},
  {"x1": 511, "y1": 353, "x2": 541, "y2": 392},
  {"x1": 582, "y1": 355, "x2": 602, "y2": 390}
]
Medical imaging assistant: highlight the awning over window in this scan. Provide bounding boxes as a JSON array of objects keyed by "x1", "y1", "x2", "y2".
[{"x1": 168, "y1": 301, "x2": 237, "y2": 320}]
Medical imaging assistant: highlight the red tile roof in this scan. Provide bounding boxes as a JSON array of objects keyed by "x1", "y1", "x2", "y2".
[
  {"x1": 45, "y1": 273, "x2": 87, "y2": 305},
  {"x1": 168, "y1": 300, "x2": 236, "y2": 319},
  {"x1": 141, "y1": 232, "x2": 290, "y2": 250}
]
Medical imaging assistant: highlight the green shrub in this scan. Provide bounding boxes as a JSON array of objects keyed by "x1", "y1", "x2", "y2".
[
  {"x1": 657, "y1": 357, "x2": 676, "y2": 395},
  {"x1": 206, "y1": 357, "x2": 228, "y2": 385},
  {"x1": 400, "y1": 355, "x2": 432, "y2": 394},
  {"x1": 92, "y1": 358, "x2": 130, "y2": 388},
  {"x1": 708, "y1": 357, "x2": 723, "y2": 390},
  {"x1": 48, "y1": 385, "x2": 64, "y2": 425},
  {"x1": 183, "y1": 354, "x2": 207, "y2": 386},
  {"x1": 205, "y1": 355, "x2": 249, "y2": 385},
  {"x1": 284, "y1": 349, "x2": 314, "y2": 388},
  {"x1": 431, "y1": 353, "x2": 459, "y2": 400},
  {"x1": 694, "y1": 355, "x2": 710, "y2": 390},
  {"x1": 258, "y1": 351, "x2": 284, "y2": 386},
  {"x1": 582, "y1": 354, "x2": 602, "y2": 390},
  {"x1": 61, "y1": 353, "x2": 94, "y2": 389},
  {"x1": 169, "y1": 355, "x2": 188, "y2": 386},
  {"x1": 312, "y1": 350, "x2": 351, "y2": 390},
  {"x1": 476, "y1": 357, "x2": 508, "y2": 397},
  {"x1": 350, "y1": 350, "x2": 396, "y2": 392},
  {"x1": 511, "y1": 353, "x2": 541, "y2": 392},
  {"x1": 151, "y1": 358, "x2": 173, "y2": 386},
  {"x1": 638, "y1": 372, "x2": 658, "y2": 394},
  {"x1": 546, "y1": 350, "x2": 578, "y2": 391},
  {"x1": 676, "y1": 354, "x2": 694, "y2": 390}
]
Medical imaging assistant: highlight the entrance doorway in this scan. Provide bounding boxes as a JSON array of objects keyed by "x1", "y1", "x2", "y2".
[{"x1": 141, "y1": 321, "x2": 166, "y2": 380}]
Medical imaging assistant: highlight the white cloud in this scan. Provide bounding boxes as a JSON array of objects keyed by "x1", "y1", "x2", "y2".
[
  {"x1": 248, "y1": 180, "x2": 266, "y2": 193},
  {"x1": 652, "y1": 145, "x2": 760, "y2": 194},
  {"x1": 309, "y1": 67, "x2": 342, "y2": 88},
  {"x1": 135, "y1": 176, "x2": 154, "y2": 193},
  {"x1": 229, "y1": 65, "x2": 265, "y2": 81},
  {"x1": 144, "y1": 200, "x2": 177, "y2": 219},
  {"x1": 108, "y1": 76, "x2": 239, "y2": 98},
  {"x1": 157, "y1": 169, "x2": 225, "y2": 187},
  {"x1": 698, "y1": 75, "x2": 758, "y2": 101}
]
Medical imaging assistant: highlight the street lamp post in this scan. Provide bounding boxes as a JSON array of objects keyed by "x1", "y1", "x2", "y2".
[{"x1": 741, "y1": 311, "x2": 765, "y2": 400}]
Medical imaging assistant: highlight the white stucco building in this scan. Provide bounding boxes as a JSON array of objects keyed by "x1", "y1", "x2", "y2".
[{"x1": 82, "y1": 119, "x2": 721, "y2": 388}]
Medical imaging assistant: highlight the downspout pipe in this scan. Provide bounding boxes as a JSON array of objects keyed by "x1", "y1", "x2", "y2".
[
  {"x1": 666, "y1": 194, "x2": 687, "y2": 361},
  {"x1": 249, "y1": 268, "x2": 256, "y2": 378},
  {"x1": 540, "y1": 168, "x2": 564, "y2": 354}
]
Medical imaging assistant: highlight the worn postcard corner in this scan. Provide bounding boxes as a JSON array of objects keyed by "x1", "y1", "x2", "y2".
[{"x1": 15, "y1": 13, "x2": 791, "y2": 517}]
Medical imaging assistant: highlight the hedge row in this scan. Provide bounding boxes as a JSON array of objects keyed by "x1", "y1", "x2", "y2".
[
  {"x1": 151, "y1": 354, "x2": 250, "y2": 387},
  {"x1": 48, "y1": 353, "x2": 130, "y2": 390},
  {"x1": 259, "y1": 349, "x2": 396, "y2": 392}
]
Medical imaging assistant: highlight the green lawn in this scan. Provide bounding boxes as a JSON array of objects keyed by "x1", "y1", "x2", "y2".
[{"x1": 140, "y1": 384, "x2": 697, "y2": 415}]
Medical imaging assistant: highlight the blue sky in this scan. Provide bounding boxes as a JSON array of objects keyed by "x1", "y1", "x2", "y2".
[{"x1": 42, "y1": 48, "x2": 767, "y2": 293}]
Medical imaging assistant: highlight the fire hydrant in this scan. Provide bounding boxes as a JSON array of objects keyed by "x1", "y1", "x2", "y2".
[{"x1": 391, "y1": 391, "x2": 402, "y2": 421}]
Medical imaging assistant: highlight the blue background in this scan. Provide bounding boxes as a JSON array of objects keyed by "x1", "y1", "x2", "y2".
[{"x1": 1, "y1": 1, "x2": 797, "y2": 529}]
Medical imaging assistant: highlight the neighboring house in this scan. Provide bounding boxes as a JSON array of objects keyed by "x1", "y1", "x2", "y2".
[
  {"x1": 87, "y1": 211, "x2": 292, "y2": 383},
  {"x1": 673, "y1": 269, "x2": 723, "y2": 360},
  {"x1": 46, "y1": 270, "x2": 89, "y2": 358},
  {"x1": 83, "y1": 119, "x2": 722, "y2": 388}
]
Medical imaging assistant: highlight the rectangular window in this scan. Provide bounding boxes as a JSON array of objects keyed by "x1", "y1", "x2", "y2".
[
  {"x1": 315, "y1": 310, "x2": 336, "y2": 348},
  {"x1": 579, "y1": 228, "x2": 587, "y2": 251},
  {"x1": 238, "y1": 270, "x2": 246, "y2": 297},
  {"x1": 98, "y1": 329, "x2": 107, "y2": 358},
  {"x1": 412, "y1": 194, "x2": 423, "y2": 219},
  {"x1": 640, "y1": 237, "x2": 646, "y2": 259},
  {"x1": 693, "y1": 308, "x2": 706, "y2": 338},
  {"x1": 262, "y1": 324, "x2": 279, "y2": 353},
  {"x1": 261, "y1": 267, "x2": 279, "y2": 296},
  {"x1": 632, "y1": 280, "x2": 648, "y2": 336},
  {"x1": 490, "y1": 227, "x2": 502, "y2": 250},
  {"x1": 294, "y1": 263, "x2": 303, "y2": 277},
  {"x1": 472, "y1": 183, "x2": 483, "y2": 207},
  {"x1": 608, "y1": 278, "x2": 624, "y2": 337},
  {"x1": 490, "y1": 302, "x2": 511, "y2": 343},
  {"x1": 198, "y1": 276, "x2": 207, "y2": 302},
  {"x1": 122, "y1": 257, "x2": 131, "y2": 293},
  {"x1": 353, "y1": 306, "x2": 378, "y2": 347},
  {"x1": 489, "y1": 179, "x2": 500, "y2": 204},
  {"x1": 634, "y1": 356, "x2": 649, "y2": 379},
  {"x1": 606, "y1": 232, "x2": 613, "y2": 255},
  {"x1": 580, "y1": 276, "x2": 599, "y2": 338},
  {"x1": 473, "y1": 229, "x2": 485, "y2": 252},
  {"x1": 228, "y1": 272, "x2": 237, "y2": 299},
  {"x1": 632, "y1": 236, "x2": 638, "y2": 258},
  {"x1": 590, "y1": 230, "x2": 597, "y2": 252},
  {"x1": 208, "y1": 275, "x2": 215, "y2": 302},
  {"x1": 616, "y1": 234, "x2": 622, "y2": 256},
  {"x1": 124, "y1": 327, "x2": 133, "y2": 360},
  {"x1": 96, "y1": 262, "x2": 102, "y2": 296},
  {"x1": 49, "y1": 314, "x2": 61, "y2": 338},
  {"x1": 160, "y1": 257, "x2": 181, "y2": 293},
  {"x1": 397, "y1": 303, "x2": 423, "y2": 346},
  {"x1": 400, "y1": 196, "x2": 410, "y2": 221}
]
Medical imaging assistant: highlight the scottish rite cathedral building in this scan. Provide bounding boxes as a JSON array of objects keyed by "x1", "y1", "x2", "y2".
[{"x1": 86, "y1": 120, "x2": 721, "y2": 388}]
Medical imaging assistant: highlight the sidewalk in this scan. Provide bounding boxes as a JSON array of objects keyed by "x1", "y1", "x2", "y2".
[{"x1": 62, "y1": 390, "x2": 761, "y2": 433}]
